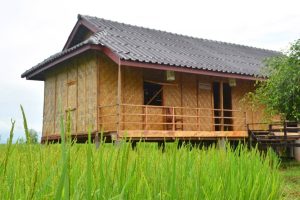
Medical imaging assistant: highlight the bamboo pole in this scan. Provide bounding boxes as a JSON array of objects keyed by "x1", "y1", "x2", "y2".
[{"x1": 117, "y1": 57, "x2": 122, "y2": 137}]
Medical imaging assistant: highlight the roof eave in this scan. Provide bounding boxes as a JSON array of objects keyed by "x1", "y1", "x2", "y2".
[
  {"x1": 22, "y1": 44, "x2": 103, "y2": 80},
  {"x1": 120, "y1": 59, "x2": 264, "y2": 81}
]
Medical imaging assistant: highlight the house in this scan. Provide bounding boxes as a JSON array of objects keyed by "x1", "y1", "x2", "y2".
[{"x1": 22, "y1": 14, "x2": 280, "y2": 143}]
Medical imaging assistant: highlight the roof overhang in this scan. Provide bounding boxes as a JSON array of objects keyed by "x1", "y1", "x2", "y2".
[
  {"x1": 22, "y1": 44, "x2": 102, "y2": 80},
  {"x1": 22, "y1": 44, "x2": 263, "y2": 81}
]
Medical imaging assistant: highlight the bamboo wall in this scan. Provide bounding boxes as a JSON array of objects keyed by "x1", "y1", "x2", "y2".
[
  {"x1": 42, "y1": 53, "x2": 98, "y2": 137},
  {"x1": 97, "y1": 54, "x2": 118, "y2": 131},
  {"x1": 42, "y1": 51, "x2": 265, "y2": 137},
  {"x1": 122, "y1": 67, "x2": 144, "y2": 130}
]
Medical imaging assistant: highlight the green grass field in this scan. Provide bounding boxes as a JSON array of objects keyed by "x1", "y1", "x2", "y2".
[
  {"x1": 280, "y1": 160, "x2": 300, "y2": 200},
  {"x1": 0, "y1": 109, "x2": 297, "y2": 199},
  {"x1": 0, "y1": 140, "x2": 283, "y2": 200}
]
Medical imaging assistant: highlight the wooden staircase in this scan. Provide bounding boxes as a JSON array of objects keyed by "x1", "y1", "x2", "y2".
[{"x1": 247, "y1": 121, "x2": 300, "y2": 148}]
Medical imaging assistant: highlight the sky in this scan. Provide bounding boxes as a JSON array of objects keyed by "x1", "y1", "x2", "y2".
[{"x1": 0, "y1": 0, "x2": 299, "y2": 142}]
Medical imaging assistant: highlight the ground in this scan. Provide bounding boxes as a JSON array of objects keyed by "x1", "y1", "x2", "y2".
[{"x1": 280, "y1": 160, "x2": 300, "y2": 200}]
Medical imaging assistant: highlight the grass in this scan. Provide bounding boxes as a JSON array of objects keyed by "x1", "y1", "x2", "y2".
[
  {"x1": 0, "y1": 140, "x2": 283, "y2": 199},
  {"x1": 280, "y1": 160, "x2": 300, "y2": 200},
  {"x1": 0, "y1": 107, "x2": 291, "y2": 199}
]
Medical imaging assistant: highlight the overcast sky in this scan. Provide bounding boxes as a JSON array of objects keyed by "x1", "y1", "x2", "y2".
[{"x1": 0, "y1": 0, "x2": 299, "y2": 142}]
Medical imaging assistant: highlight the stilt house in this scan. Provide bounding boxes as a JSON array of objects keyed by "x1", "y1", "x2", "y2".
[{"x1": 22, "y1": 15, "x2": 280, "y2": 143}]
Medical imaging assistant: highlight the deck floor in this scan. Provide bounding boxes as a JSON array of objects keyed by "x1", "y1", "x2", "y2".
[{"x1": 108, "y1": 130, "x2": 248, "y2": 140}]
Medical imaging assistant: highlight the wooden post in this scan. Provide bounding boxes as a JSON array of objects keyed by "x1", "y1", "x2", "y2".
[
  {"x1": 117, "y1": 58, "x2": 122, "y2": 137},
  {"x1": 244, "y1": 112, "x2": 247, "y2": 131},
  {"x1": 145, "y1": 106, "x2": 148, "y2": 130},
  {"x1": 172, "y1": 107, "x2": 175, "y2": 131},
  {"x1": 197, "y1": 108, "x2": 200, "y2": 131},
  {"x1": 220, "y1": 82, "x2": 224, "y2": 131}
]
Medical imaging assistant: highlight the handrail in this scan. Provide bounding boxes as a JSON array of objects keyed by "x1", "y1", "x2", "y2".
[
  {"x1": 247, "y1": 120, "x2": 300, "y2": 147},
  {"x1": 98, "y1": 104, "x2": 247, "y2": 132}
]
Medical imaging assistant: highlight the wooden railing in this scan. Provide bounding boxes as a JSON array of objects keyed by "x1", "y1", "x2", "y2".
[
  {"x1": 247, "y1": 121, "x2": 300, "y2": 147},
  {"x1": 98, "y1": 104, "x2": 247, "y2": 132}
]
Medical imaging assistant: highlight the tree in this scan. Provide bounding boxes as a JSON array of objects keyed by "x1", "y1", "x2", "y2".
[
  {"x1": 28, "y1": 129, "x2": 38, "y2": 143},
  {"x1": 249, "y1": 39, "x2": 300, "y2": 121}
]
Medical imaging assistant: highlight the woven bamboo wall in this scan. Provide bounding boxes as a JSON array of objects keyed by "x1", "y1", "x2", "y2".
[
  {"x1": 67, "y1": 63, "x2": 77, "y2": 133},
  {"x1": 122, "y1": 67, "x2": 144, "y2": 130},
  {"x1": 197, "y1": 75, "x2": 213, "y2": 131},
  {"x1": 85, "y1": 57, "x2": 98, "y2": 131},
  {"x1": 231, "y1": 79, "x2": 249, "y2": 130},
  {"x1": 42, "y1": 53, "x2": 98, "y2": 137},
  {"x1": 54, "y1": 67, "x2": 68, "y2": 134},
  {"x1": 77, "y1": 59, "x2": 86, "y2": 133},
  {"x1": 98, "y1": 54, "x2": 118, "y2": 131},
  {"x1": 182, "y1": 74, "x2": 198, "y2": 131},
  {"x1": 43, "y1": 75, "x2": 56, "y2": 137},
  {"x1": 163, "y1": 73, "x2": 181, "y2": 107}
]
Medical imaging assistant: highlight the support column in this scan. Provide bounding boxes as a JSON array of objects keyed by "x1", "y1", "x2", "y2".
[{"x1": 117, "y1": 57, "x2": 122, "y2": 138}]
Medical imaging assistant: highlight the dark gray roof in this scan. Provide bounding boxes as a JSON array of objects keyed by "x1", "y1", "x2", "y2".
[{"x1": 22, "y1": 14, "x2": 281, "y2": 79}]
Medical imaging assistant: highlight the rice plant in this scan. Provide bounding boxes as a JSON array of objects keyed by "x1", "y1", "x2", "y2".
[{"x1": 0, "y1": 108, "x2": 282, "y2": 199}]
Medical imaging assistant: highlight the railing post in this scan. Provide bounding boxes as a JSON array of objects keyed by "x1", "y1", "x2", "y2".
[
  {"x1": 145, "y1": 106, "x2": 148, "y2": 130},
  {"x1": 172, "y1": 107, "x2": 175, "y2": 131},
  {"x1": 197, "y1": 108, "x2": 200, "y2": 131},
  {"x1": 98, "y1": 106, "x2": 101, "y2": 131},
  {"x1": 244, "y1": 112, "x2": 247, "y2": 131},
  {"x1": 283, "y1": 120, "x2": 287, "y2": 141},
  {"x1": 268, "y1": 124, "x2": 272, "y2": 134}
]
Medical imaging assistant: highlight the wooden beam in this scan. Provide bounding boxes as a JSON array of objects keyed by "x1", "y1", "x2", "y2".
[
  {"x1": 121, "y1": 60, "x2": 264, "y2": 81},
  {"x1": 144, "y1": 80, "x2": 178, "y2": 86},
  {"x1": 118, "y1": 130, "x2": 248, "y2": 138}
]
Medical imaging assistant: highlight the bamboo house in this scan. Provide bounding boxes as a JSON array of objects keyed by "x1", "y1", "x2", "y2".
[{"x1": 22, "y1": 15, "x2": 280, "y2": 143}]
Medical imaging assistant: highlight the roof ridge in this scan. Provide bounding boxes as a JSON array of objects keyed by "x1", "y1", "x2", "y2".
[{"x1": 79, "y1": 14, "x2": 280, "y2": 54}]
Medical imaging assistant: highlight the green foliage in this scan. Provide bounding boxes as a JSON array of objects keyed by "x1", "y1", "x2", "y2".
[
  {"x1": 29, "y1": 129, "x2": 38, "y2": 144},
  {"x1": 249, "y1": 39, "x2": 300, "y2": 120}
]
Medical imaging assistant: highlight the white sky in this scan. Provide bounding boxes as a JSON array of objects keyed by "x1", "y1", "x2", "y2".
[{"x1": 0, "y1": 0, "x2": 299, "y2": 142}]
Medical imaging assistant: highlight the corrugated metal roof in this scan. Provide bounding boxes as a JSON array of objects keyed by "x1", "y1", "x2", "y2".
[{"x1": 22, "y1": 15, "x2": 281, "y2": 79}]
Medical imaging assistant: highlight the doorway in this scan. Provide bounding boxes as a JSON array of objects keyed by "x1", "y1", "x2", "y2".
[
  {"x1": 213, "y1": 82, "x2": 233, "y2": 131},
  {"x1": 143, "y1": 82, "x2": 163, "y2": 106}
]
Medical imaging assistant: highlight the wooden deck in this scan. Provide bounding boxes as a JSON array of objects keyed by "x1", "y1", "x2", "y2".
[
  {"x1": 98, "y1": 104, "x2": 247, "y2": 131},
  {"x1": 41, "y1": 104, "x2": 248, "y2": 143},
  {"x1": 97, "y1": 103, "x2": 248, "y2": 141},
  {"x1": 109, "y1": 130, "x2": 248, "y2": 141}
]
